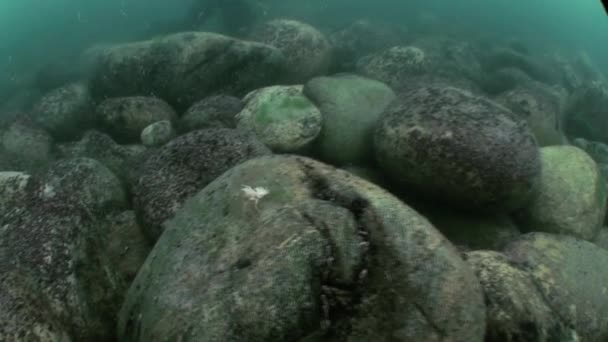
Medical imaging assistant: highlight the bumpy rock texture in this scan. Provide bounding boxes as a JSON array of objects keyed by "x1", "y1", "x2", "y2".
[
  {"x1": 119, "y1": 155, "x2": 485, "y2": 342},
  {"x1": 514, "y1": 146, "x2": 606, "y2": 241},
  {"x1": 374, "y1": 85, "x2": 541, "y2": 212},
  {"x1": 140, "y1": 120, "x2": 175, "y2": 147},
  {"x1": 0, "y1": 175, "x2": 124, "y2": 341},
  {"x1": 304, "y1": 73, "x2": 396, "y2": 166},
  {"x1": 178, "y1": 95, "x2": 243, "y2": 132},
  {"x1": 250, "y1": 19, "x2": 332, "y2": 83},
  {"x1": 504, "y1": 233, "x2": 608, "y2": 341},
  {"x1": 89, "y1": 32, "x2": 287, "y2": 110},
  {"x1": 236, "y1": 85, "x2": 322, "y2": 153},
  {"x1": 133, "y1": 128, "x2": 271, "y2": 240},
  {"x1": 466, "y1": 250, "x2": 572, "y2": 341},
  {"x1": 31, "y1": 82, "x2": 93, "y2": 140},
  {"x1": 1, "y1": 121, "x2": 54, "y2": 172},
  {"x1": 96, "y1": 96, "x2": 177, "y2": 143}
]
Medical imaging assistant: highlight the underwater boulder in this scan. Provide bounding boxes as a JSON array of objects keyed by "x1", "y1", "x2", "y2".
[
  {"x1": 119, "y1": 155, "x2": 485, "y2": 342},
  {"x1": 494, "y1": 81, "x2": 567, "y2": 146},
  {"x1": 503, "y1": 232, "x2": 608, "y2": 340},
  {"x1": 57, "y1": 130, "x2": 148, "y2": 190},
  {"x1": 133, "y1": 128, "x2": 271, "y2": 241},
  {"x1": 513, "y1": 146, "x2": 606, "y2": 241},
  {"x1": 1, "y1": 121, "x2": 54, "y2": 172},
  {"x1": 105, "y1": 210, "x2": 152, "y2": 285},
  {"x1": 140, "y1": 120, "x2": 175, "y2": 147},
  {"x1": 250, "y1": 19, "x2": 332, "y2": 83},
  {"x1": 356, "y1": 45, "x2": 429, "y2": 89},
  {"x1": 479, "y1": 48, "x2": 556, "y2": 85},
  {"x1": 465, "y1": 250, "x2": 572, "y2": 341},
  {"x1": 329, "y1": 19, "x2": 407, "y2": 72},
  {"x1": 96, "y1": 96, "x2": 177, "y2": 143},
  {"x1": 374, "y1": 85, "x2": 541, "y2": 212},
  {"x1": 303, "y1": 73, "x2": 395, "y2": 166},
  {"x1": 178, "y1": 94, "x2": 243, "y2": 133},
  {"x1": 564, "y1": 82, "x2": 608, "y2": 144},
  {"x1": 0, "y1": 176, "x2": 124, "y2": 341},
  {"x1": 30, "y1": 82, "x2": 93, "y2": 140},
  {"x1": 89, "y1": 32, "x2": 286, "y2": 111},
  {"x1": 44, "y1": 157, "x2": 128, "y2": 216},
  {"x1": 236, "y1": 85, "x2": 322, "y2": 153},
  {"x1": 0, "y1": 171, "x2": 32, "y2": 216},
  {"x1": 478, "y1": 67, "x2": 534, "y2": 95}
]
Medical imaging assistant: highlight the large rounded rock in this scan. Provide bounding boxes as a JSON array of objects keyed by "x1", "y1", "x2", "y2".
[
  {"x1": 374, "y1": 85, "x2": 541, "y2": 211},
  {"x1": 140, "y1": 120, "x2": 175, "y2": 147},
  {"x1": 0, "y1": 171, "x2": 32, "y2": 216},
  {"x1": 0, "y1": 176, "x2": 125, "y2": 341},
  {"x1": 329, "y1": 19, "x2": 406, "y2": 71},
  {"x1": 31, "y1": 82, "x2": 93, "y2": 140},
  {"x1": 465, "y1": 250, "x2": 572, "y2": 341},
  {"x1": 564, "y1": 82, "x2": 608, "y2": 144},
  {"x1": 44, "y1": 157, "x2": 128, "y2": 215},
  {"x1": 356, "y1": 46, "x2": 429, "y2": 89},
  {"x1": 119, "y1": 155, "x2": 485, "y2": 341},
  {"x1": 57, "y1": 130, "x2": 148, "y2": 189},
  {"x1": 304, "y1": 73, "x2": 396, "y2": 166},
  {"x1": 513, "y1": 146, "x2": 606, "y2": 241},
  {"x1": 250, "y1": 19, "x2": 332, "y2": 83},
  {"x1": 133, "y1": 128, "x2": 271, "y2": 240},
  {"x1": 1, "y1": 121, "x2": 54, "y2": 172},
  {"x1": 178, "y1": 94, "x2": 243, "y2": 132},
  {"x1": 504, "y1": 233, "x2": 608, "y2": 340},
  {"x1": 96, "y1": 96, "x2": 177, "y2": 143},
  {"x1": 236, "y1": 85, "x2": 322, "y2": 153},
  {"x1": 89, "y1": 32, "x2": 287, "y2": 110},
  {"x1": 495, "y1": 82, "x2": 566, "y2": 146}
]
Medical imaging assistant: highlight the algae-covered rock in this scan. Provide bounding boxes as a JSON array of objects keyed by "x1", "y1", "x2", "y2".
[
  {"x1": 374, "y1": 85, "x2": 541, "y2": 212},
  {"x1": 31, "y1": 82, "x2": 93, "y2": 140},
  {"x1": 514, "y1": 146, "x2": 606, "y2": 241},
  {"x1": 140, "y1": 120, "x2": 175, "y2": 147},
  {"x1": 504, "y1": 233, "x2": 608, "y2": 341},
  {"x1": 250, "y1": 19, "x2": 332, "y2": 83},
  {"x1": 133, "y1": 128, "x2": 271, "y2": 240},
  {"x1": 89, "y1": 32, "x2": 286, "y2": 110},
  {"x1": 119, "y1": 155, "x2": 485, "y2": 342},
  {"x1": 236, "y1": 85, "x2": 322, "y2": 153},
  {"x1": 1, "y1": 121, "x2": 54, "y2": 172},
  {"x1": 303, "y1": 73, "x2": 395, "y2": 166},
  {"x1": 96, "y1": 96, "x2": 177, "y2": 143},
  {"x1": 356, "y1": 46, "x2": 429, "y2": 89},
  {"x1": 0, "y1": 176, "x2": 124, "y2": 341},
  {"x1": 465, "y1": 250, "x2": 572, "y2": 341},
  {"x1": 495, "y1": 82, "x2": 566, "y2": 147},
  {"x1": 43, "y1": 157, "x2": 127, "y2": 215},
  {"x1": 178, "y1": 94, "x2": 243, "y2": 132}
]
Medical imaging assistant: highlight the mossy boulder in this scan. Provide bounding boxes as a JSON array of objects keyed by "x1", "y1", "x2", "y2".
[
  {"x1": 31, "y1": 82, "x2": 93, "y2": 140},
  {"x1": 119, "y1": 155, "x2": 485, "y2": 341},
  {"x1": 140, "y1": 120, "x2": 175, "y2": 147},
  {"x1": 96, "y1": 96, "x2": 177, "y2": 143},
  {"x1": 494, "y1": 81, "x2": 566, "y2": 146},
  {"x1": 1, "y1": 121, "x2": 54, "y2": 172},
  {"x1": 250, "y1": 19, "x2": 332, "y2": 83},
  {"x1": 513, "y1": 146, "x2": 606, "y2": 241},
  {"x1": 236, "y1": 85, "x2": 322, "y2": 153},
  {"x1": 466, "y1": 250, "x2": 572, "y2": 341},
  {"x1": 89, "y1": 32, "x2": 287, "y2": 110},
  {"x1": 133, "y1": 128, "x2": 271, "y2": 240},
  {"x1": 374, "y1": 85, "x2": 541, "y2": 212},
  {"x1": 0, "y1": 176, "x2": 125, "y2": 341},
  {"x1": 503, "y1": 233, "x2": 608, "y2": 340},
  {"x1": 178, "y1": 95, "x2": 243, "y2": 132},
  {"x1": 303, "y1": 73, "x2": 396, "y2": 166}
]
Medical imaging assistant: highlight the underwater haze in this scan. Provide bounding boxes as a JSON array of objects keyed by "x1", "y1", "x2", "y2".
[{"x1": 3, "y1": 0, "x2": 608, "y2": 341}]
